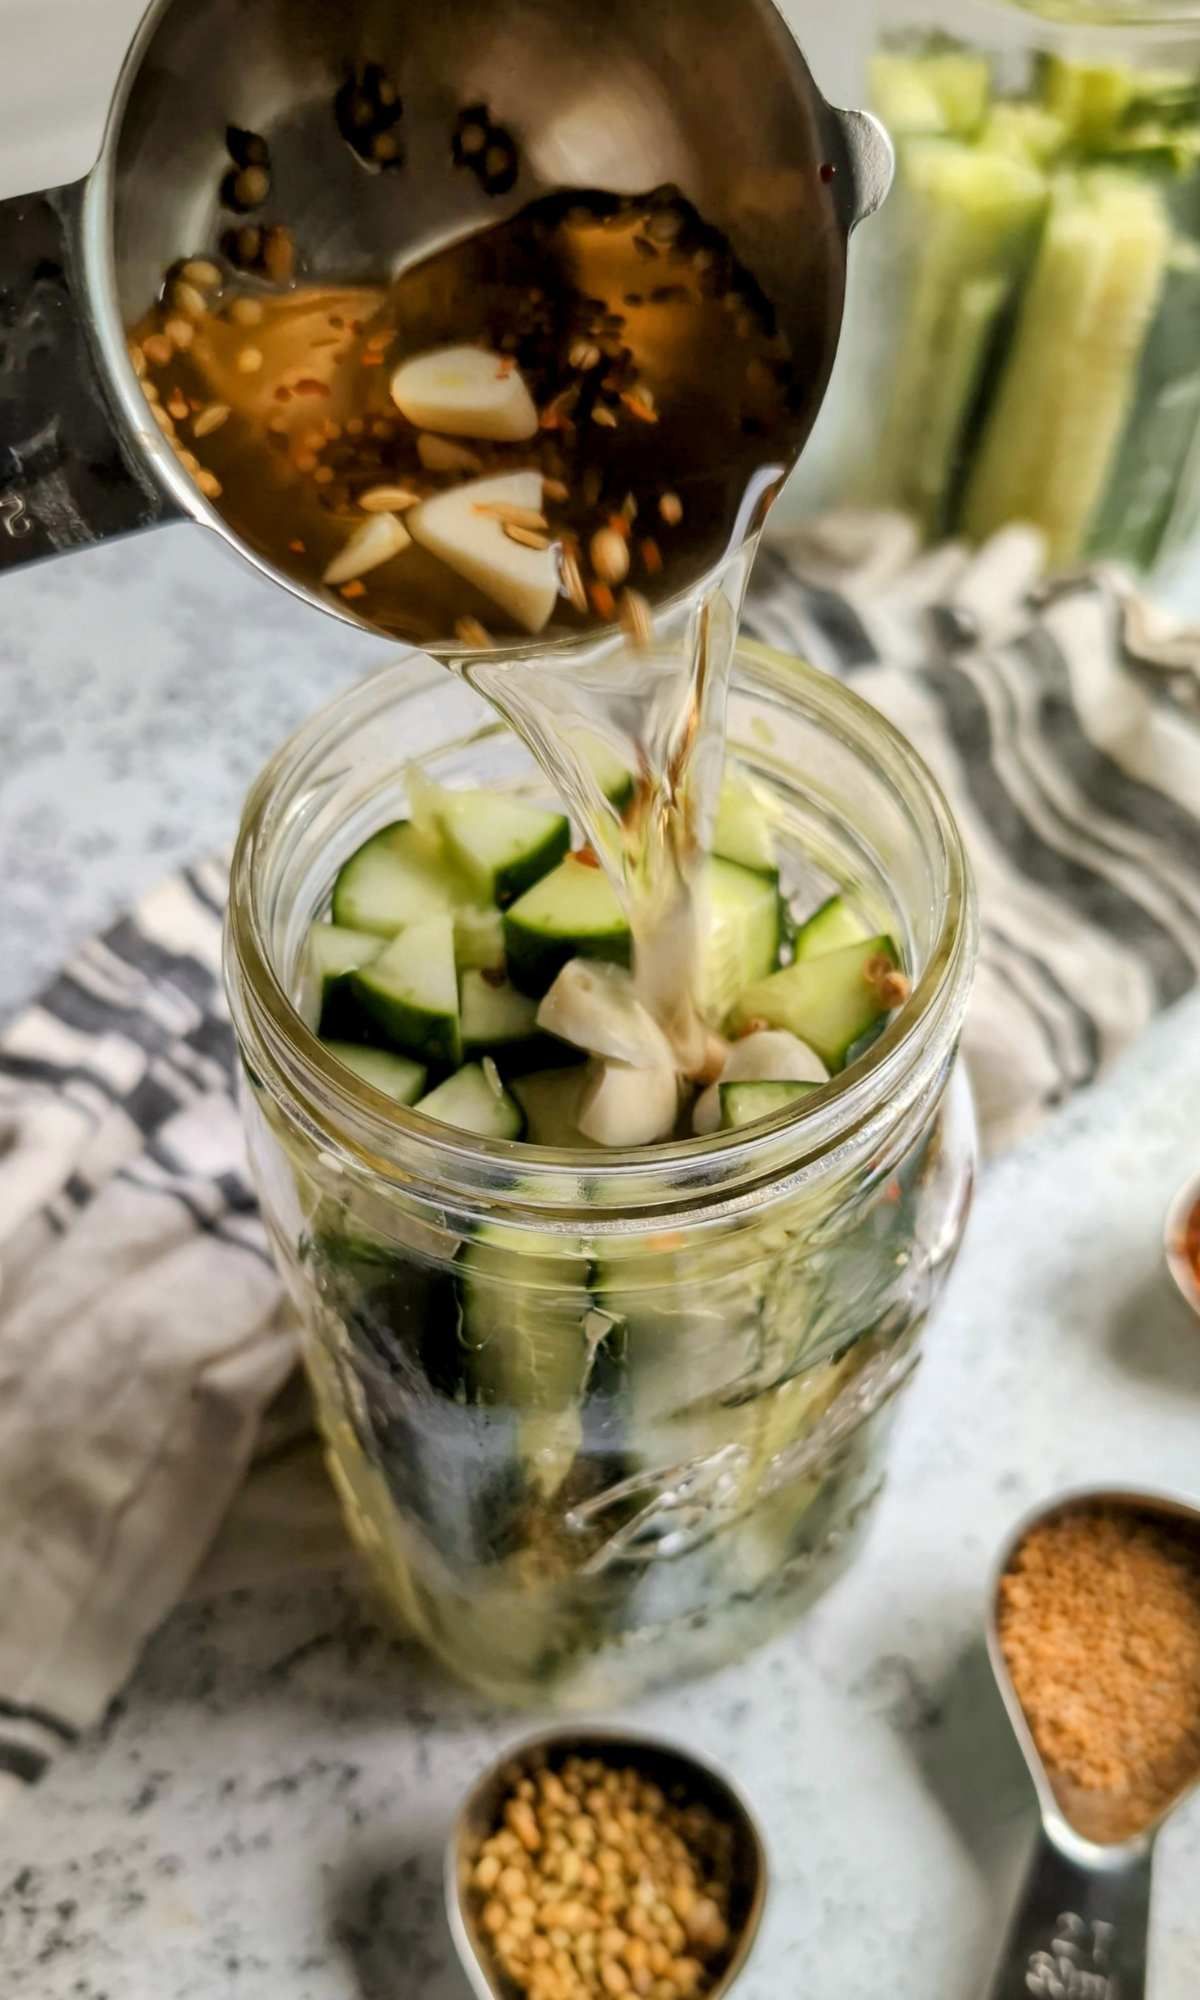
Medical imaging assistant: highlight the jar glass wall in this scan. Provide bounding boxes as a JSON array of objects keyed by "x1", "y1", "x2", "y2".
[
  {"x1": 786, "y1": 0, "x2": 1200, "y2": 583},
  {"x1": 225, "y1": 648, "x2": 978, "y2": 1708}
]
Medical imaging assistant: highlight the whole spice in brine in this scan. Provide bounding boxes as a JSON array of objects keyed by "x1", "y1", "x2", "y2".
[
  {"x1": 470, "y1": 1752, "x2": 736, "y2": 1999},
  {"x1": 998, "y1": 1503, "x2": 1200, "y2": 1844}
]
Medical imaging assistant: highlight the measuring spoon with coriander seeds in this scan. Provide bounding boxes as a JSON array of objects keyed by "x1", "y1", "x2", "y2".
[
  {"x1": 447, "y1": 1727, "x2": 768, "y2": 2000},
  {"x1": 985, "y1": 1484, "x2": 1200, "y2": 2000}
]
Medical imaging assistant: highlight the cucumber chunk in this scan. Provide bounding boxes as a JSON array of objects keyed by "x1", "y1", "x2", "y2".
[
  {"x1": 699, "y1": 857, "x2": 783, "y2": 1024},
  {"x1": 454, "y1": 902, "x2": 506, "y2": 973},
  {"x1": 416, "y1": 1061, "x2": 524, "y2": 1139},
  {"x1": 458, "y1": 1224, "x2": 596, "y2": 1497},
  {"x1": 713, "y1": 773, "x2": 779, "y2": 879},
  {"x1": 510, "y1": 1067, "x2": 595, "y2": 1148},
  {"x1": 461, "y1": 970, "x2": 541, "y2": 1054},
  {"x1": 504, "y1": 856, "x2": 631, "y2": 997},
  {"x1": 579, "y1": 732, "x2": 635, "y2": 811},
  {"x1": 304, "y1": 922, "x2": 384, "y2": 1037},
  {"x1": 323, "y1": 1041, "x2": 427, "y2": 1104},
  {"x1": 792, "y1": 893, "x2": 869, "y2": 963},
  {"x1": 331, "y1": 820, "x2": 474, "y2": 937},
  {"x1": 438, "y1": 790, "x2": 570, "y2": 905},
  {"x1": 730, "y1": 935, "x2": 903, "y2": 1071},
  {"x1": 718, "y1": 1080, "x2": 819, "y2": 1129},
  {"x1": 350, "y1": 914, "x2": 462, "y2": 1066}
]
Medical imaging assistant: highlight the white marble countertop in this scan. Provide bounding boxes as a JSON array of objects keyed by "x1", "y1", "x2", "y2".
[{"x1": 3, "y1": 522, "x2": 1200, "y2": 1998}]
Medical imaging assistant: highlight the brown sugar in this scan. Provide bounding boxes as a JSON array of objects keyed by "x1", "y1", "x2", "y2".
[{"x1": 997, "y1": 1504, "x2": 1200, "y2": 1844}]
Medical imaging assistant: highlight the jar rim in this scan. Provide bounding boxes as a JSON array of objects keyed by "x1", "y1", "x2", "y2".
[{"x1": 226, "y1": 644, "x2": 976, "y2": 1221}]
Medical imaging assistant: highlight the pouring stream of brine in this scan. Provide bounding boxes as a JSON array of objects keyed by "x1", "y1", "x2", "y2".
[{"x1": 130, "y1": 178, "x2": 825, "y2": 1068}]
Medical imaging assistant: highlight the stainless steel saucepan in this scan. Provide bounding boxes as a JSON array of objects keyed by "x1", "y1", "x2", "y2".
[{"x1": 0, "y1": 0, "x2": 890, "y2": 633}]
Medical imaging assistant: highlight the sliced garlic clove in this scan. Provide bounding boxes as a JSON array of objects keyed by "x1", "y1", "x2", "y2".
[
  {"x1": 407, "y1": 470, "x2": 557, "y2": 634},
  {"x1": 577, "y1": 1059, "x2": 678, "y2": 1148},
  {"x1": 537, "y1": 960, "x2": 675, "y2": 1071},
  {"x1": 391, "y1": 344, "x2": 539, "y2": 441},
  {"x1": 416, "y1": 434, "x2": 484, "y2": 475},
  {"x1": 322, "y1": 511, "x2": 410, "y2": 586},
  {"x1": 720, "y1": 1029, "x2": 828, "y2": 1086},
  {"x1": 692, "y1": 1083, "x2": 723, "y2": 1137}
]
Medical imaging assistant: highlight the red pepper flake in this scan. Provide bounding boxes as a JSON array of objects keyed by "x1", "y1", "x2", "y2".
[
  {"x1": 573, "y1": 844, "x2": 601, "y2": 868},
  {"x1": 589, "y1": 581, "x2": 616, "y2": 620},
  {"x1": 287, "y1": 537, "x2": 306, "y2": 554},
  {"x1": 621, "y1": 392, "x2": 658, "y2": 424},
  {"x1": 360, "y1": 351, "x2": 385, "y2": 366},
  {"x1": 884, "y1": 1178, "x2": 903, "y2": 1205},
  {"x1": 640, "y1": 537, "x2": 663, "y2": 574},
  {"x1": 340, "y1": 579, "x2": 367, "y2": 600},
  {"x1": 607, "y1": 513, "x2": 631, "y2": 540}
]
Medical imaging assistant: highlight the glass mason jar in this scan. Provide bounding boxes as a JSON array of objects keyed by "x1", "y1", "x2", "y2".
[
  {"x1": 225, "y1": 646, "x2": 978, "y2": 1709},
  {"x1": 785, "y1": 0, "x2": 1200, "y2": 584}
]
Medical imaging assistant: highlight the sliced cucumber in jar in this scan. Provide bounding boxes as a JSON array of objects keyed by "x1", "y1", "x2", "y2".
[
  {"x1": 458, "y1": 1225, "x2": 598, "y2": 1500},
  {"x1": 504, "y1": 855, "x2": 632, "y2": 997},
  {"x1": 460, "y1": 969, "x2": 541, "y2": 1058},
  {"x1": 323, "y1": 1041, "x2": 427, "y2": 1104},
  {"x1": 350, "y1": 913, "x2": 462, "y2": 1066},
  {"x1": 719, "y1": 1080, "x2": 820, "y2": 1129},
  {"x1": 416, "y1": 1061, "x2": 524, "y2": 1139},
  {"x1": 453, "y1": 902, "x2": 506, "y2": 973},
  {"x1": 304, "y1": 921, "x2": 384, "y2": 1037},
  {"x1": 792, "y1": 893, "x2": 869, "y2": 963},
  {"x1": 730, "y1": 935, "x2": 905, "y2": 1071},
  {"x1": 712, "y1": 772, "x2": 779, "y2": 880},
  {"x1": 331, "y1": 821, "x2": 474, "y2": 937},
  {"x1": 578, "y1": 732, "x2": 635, "y2": 812},
  {"x1": 438, "y1": 790, "x2": 570, "y2": 905},
  {"x1": 698, "y1": 856, "x2": 783, "y2": 1024}
]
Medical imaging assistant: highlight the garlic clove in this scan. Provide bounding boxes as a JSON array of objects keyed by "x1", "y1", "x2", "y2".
[
  {"x1": 537, "y1": 959, "x2": 675, "y2": 1071},
  {"x1": 577, "y1": 1058, "x2": 679, "y2": 1147},
  {"x1": 322, "y1": 511, "x2": 410, "y2": 586},
  {"x1": 720, "y1": 1028, "x2": 828, "y2": 1086},
  {"x1": 407, "y1": 471, "x2": 557, "y2": 633},
  {"x1": 391, "y1": 344, "x2": 539, "y2": 441}
]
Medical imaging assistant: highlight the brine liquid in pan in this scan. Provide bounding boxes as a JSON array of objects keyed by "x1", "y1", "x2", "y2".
[{"x1": 121, "y1": 56, "x2": 882, "y2": 1069}]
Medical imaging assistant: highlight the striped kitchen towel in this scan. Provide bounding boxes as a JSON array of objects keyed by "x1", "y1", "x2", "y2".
[{"x1": 2, "y1": 519, "x2": 1200, "y2": 1792}]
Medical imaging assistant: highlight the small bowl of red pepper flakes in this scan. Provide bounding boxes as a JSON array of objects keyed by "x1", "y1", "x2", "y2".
[{"x1": 1165, "y1": 1171, "x2": 1200, "y2": 1319}]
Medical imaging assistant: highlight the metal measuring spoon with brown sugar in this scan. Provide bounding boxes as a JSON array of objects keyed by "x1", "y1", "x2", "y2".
[{"x1": 984, "y1": 1484, "x2": 1200, "y2": 2000}]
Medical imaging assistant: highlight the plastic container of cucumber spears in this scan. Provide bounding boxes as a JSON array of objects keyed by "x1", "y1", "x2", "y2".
[
  {"x1": 225, "y1": 645, "x2": 977, "y2": 1709},
  {"x1": 784, "y1": 0, "x2": 1200, "y2": 583}
]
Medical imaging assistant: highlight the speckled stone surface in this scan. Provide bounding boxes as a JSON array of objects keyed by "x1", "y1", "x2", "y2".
[{"x1": 3, "y1": 523, "x2": 1200, "y2": 1999}]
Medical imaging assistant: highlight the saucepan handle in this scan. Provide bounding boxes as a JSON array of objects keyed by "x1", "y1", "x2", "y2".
[
  {"x1": 0, "y1": 180, "x2": 179, "y2": 573},
  {"x1": 984, "y1": 1828, "x2": 1151, "y2": 2000}
]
